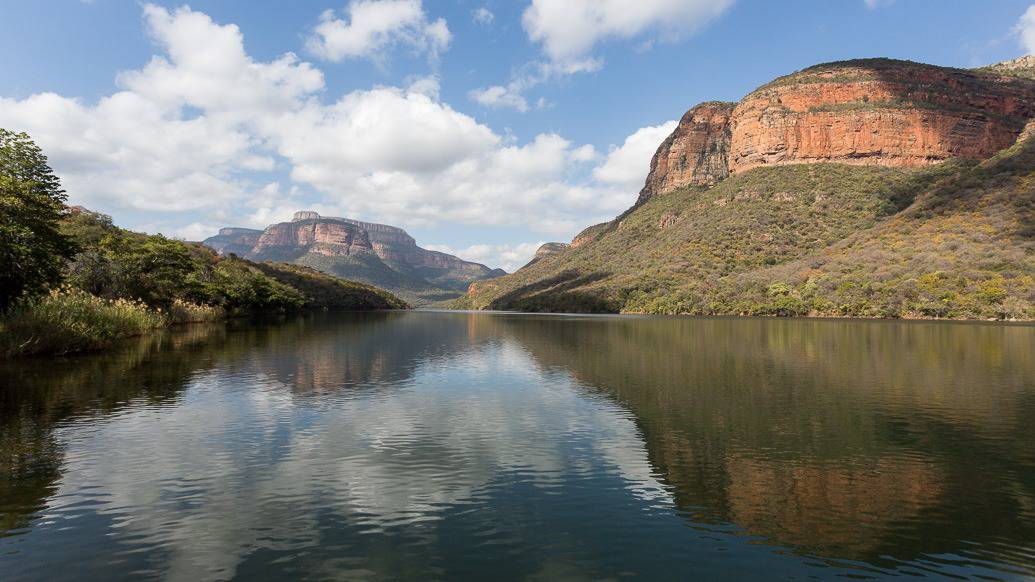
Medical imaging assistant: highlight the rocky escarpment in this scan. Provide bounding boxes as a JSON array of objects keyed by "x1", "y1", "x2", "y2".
[
  {"x1": 638, "y1": 58, "x2": 1035, "y2": 204},
  {"x1": 253, "y1": 217, "x2": 373, "y2": 257},
  {"x1": 204, "y1": 211, "x2": 505, "y2": 305},
  {"x1": 456, "y1": 57, "x2": 1035, "y2": 320},
  {"x1": 334, "y1": 216, "x2": 498, "y2": 281},
  {"x1": 637, "y1": 102, "x2": 735, "y2": 204}
]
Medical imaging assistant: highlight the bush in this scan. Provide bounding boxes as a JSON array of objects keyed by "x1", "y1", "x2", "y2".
[{"x1": 0, "y1": 289, "x2": 167, "y2": 357}]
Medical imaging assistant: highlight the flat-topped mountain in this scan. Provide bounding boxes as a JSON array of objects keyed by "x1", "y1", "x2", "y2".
[
  {"x1": 204, "y1": 211, "x2": 505, "y2": 305},
  {"x1": 636, "y1": 58, "x2": 1035, "y2": 206},
  {"x1": 458, "y1": 58, "x2": 1035, "y2": 320}
]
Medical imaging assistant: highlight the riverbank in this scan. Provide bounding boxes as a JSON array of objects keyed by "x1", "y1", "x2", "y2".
[
  {"x1": 0, "y1": 284, "x2": 407, "y2": 358},
  {"x1": 0, "y1": 289, "x2": 219, "y2": 357},
  {"x1": 1, "y1": 205, "x2": 408, "y2": 358}
]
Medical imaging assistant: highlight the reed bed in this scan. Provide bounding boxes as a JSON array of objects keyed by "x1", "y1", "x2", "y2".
[{"x1": 1, "y1": 289, "x2": 168, "y2": 357}]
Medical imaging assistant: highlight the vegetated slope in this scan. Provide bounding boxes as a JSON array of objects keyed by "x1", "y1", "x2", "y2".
[
  {"x1": 459, "y1": 141, "x2": 1035, "y2": 319},
  {"x1": 714, "y1": 136, "x2": 1035, "y2": 319},
  {"x1": 204, "y1": 212, "x2": 504, "y2": 306},
  {"x1": 456, "y1": 57, "x2": 1035, "y2": 320},
  {"x1": 64, "y1": 208, "x2": 407, "y2": 312}
]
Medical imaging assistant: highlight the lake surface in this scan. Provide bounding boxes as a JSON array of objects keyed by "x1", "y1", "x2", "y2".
[{"x1": 1, "y1": 311, "x2": 1034, "y2": 580}]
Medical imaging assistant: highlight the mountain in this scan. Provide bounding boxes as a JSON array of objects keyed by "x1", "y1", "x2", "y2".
[
  {"x1": 204, "y1": 211, "x2": 505, "y2": 305},
  {"x1": 456, "y1": 58, "x2": 1035, "y2": 320}
]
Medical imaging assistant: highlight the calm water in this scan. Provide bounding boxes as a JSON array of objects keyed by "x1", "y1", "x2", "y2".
[{"x1": 1, "y1": 312, "x2": 1034, "y2": 580}]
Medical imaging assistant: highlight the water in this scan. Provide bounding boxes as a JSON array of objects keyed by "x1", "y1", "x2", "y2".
[{"x1": 1, "y1": 311, "x2": 1034, "y2": 580}]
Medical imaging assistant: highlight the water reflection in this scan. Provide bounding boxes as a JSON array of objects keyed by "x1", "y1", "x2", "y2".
[
  {"x1": 503, "y1": 316, "x2": 1035, "y2": 573},
  {"x1": 0, "y1": 312, "x2": 1033, "y2": 580}
]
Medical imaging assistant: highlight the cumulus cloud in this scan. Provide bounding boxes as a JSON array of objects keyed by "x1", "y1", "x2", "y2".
[
  {"x1": 522, "y1": 0, "x2": 734, "y2": 70},
  {"x1": 0, "y1": 3, "x2": 666, "y2": 247},
  {"x1": 306, "y1": 0, "x2": 450, "y2": 63},
  {"x1": 1017, "y1": 5, "x2": 1035, "y2": 54},
  {"x1": 0, "y1": 5, "x2": 322, "y2": 213},
  {"x1": 471, "y1": 0, "x2": 731, "y2": 113},
  {"x1": 593, "y1": 120, "x2": 677, "y2": 192}
]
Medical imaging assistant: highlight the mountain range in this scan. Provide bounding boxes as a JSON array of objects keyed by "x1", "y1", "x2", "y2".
[
  {"x1": 203, "y1": 212, "x2": 505, "y2": 305},
  {"x1": 456, "y1": 57, "x2": 1035, "y2": 320}
]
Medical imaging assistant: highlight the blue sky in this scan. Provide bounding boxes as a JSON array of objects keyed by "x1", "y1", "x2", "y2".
[{"x1": 1, "y1": 0, "x2": 1033, "y2": 270}]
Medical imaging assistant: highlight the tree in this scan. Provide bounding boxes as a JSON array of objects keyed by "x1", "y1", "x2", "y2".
[{"x1": 0, "y1": 129, "x2": 75, "y2": 310}]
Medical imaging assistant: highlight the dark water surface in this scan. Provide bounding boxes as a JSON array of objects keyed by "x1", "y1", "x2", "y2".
[{"x1": 1, "y1": 312, "x2": 1034, "y2": 580}]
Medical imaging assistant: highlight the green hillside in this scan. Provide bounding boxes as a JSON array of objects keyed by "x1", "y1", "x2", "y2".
[
  {"x1": 457, "y1": 139, "x2": 1035, "y2": 320},
  {"x1": 2, "y1": 208, "x2": 406, "y2": 357}
]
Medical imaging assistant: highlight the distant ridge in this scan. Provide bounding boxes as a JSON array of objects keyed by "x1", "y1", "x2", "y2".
[{"x1": 204, "y1": 211, "x2": 505, "y2": 305}]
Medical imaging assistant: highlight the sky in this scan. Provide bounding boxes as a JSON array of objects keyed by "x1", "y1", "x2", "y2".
[{"x1": 1, "y1": 1, "x2": 1034, "y2": 271}]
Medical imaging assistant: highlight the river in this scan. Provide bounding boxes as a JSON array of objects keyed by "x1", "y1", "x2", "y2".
[{"x1": 1, "y1": 311, "x2": 1033, "y2": 580}]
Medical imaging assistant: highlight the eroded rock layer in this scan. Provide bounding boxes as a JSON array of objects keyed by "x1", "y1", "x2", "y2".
[
  {"x1": 637, "y1": 102, "x2": 736, "y2": 204},
  {"x1": 253, "y1": 219, "x2": 372, "y2": 257},
  {"x1": 638, "y1": 59, "x2": 1035, "y2": 203}
]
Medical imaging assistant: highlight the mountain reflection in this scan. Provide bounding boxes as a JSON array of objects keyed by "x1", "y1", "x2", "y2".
[
  {"x1": 1, "y1": 313, "x2": 1034, "y2": 579},
  {"x1": 500, "y1": 316, "x2": 1035, "y2": 569}
]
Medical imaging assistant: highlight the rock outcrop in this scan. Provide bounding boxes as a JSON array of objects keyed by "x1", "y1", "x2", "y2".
[
  {"x1": 637, "y1": 102, "x2": 735, "y2": 204},
  {"x1": 638, "y1": 58, "x2": 1035, "y2": 204},
  {"x1": 253, "y1": 218, "x2": 372, "y2": 257}
]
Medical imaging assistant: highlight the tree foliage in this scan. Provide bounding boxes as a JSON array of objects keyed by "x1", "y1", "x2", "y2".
[{"x1": 0, "y1": 129, "x2": 74, "y2": 310}]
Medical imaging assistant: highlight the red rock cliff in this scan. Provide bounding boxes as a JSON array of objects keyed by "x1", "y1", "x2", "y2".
[
  {"x1": 637, "y1": 102, "x2": 735, "y2": 204},
  {"x1": 253, "y1": 219, "x2": 373, "y2": 257},
  {"x1": 638, "y1": 59, "x2": 1035, "y2": 203}
]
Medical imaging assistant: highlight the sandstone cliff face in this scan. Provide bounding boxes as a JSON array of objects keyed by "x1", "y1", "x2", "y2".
[
  {"x1": 637, "y1": 102, "x2": 735, "y2": 204},
  {"x1": 253, "y1": 219, "x2": 373, "y2": 257},
  {"x1": 638, "y1": 59, "x2": 1035, "y2": 203},
  {"x1": 730, "y1": 61, "x2": 1035, "y2": 172}
]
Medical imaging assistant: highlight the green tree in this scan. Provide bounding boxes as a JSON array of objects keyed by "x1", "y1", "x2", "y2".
[{"x1": 0, "y1": 129, "x2": 74, "y2": 310}]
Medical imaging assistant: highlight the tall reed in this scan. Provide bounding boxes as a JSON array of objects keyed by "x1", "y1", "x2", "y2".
[{"x1": 0, "y1": 289, "x2": 168, "y2": 357}]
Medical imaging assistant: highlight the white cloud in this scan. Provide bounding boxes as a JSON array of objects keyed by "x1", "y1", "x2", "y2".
[
  {"x1": 472, "y1": 7, "x2": 494, "y2": 26},
  {"x1": 0, "y1": 4, "x2": 668, "y2": 247},
  {"x1": 593, "y1": 120, "x2": 677, "y2": 191},
  {"x1": 472, "y1": 0, "x2": 730, "y2": 112},
  {"x1": 306, "y1": 0, "x2": 450, "y2": 63},
  {"x1": 0, "y1": 5, "x2": 323, "y2": 213},
  {"x1": 469, "y1": 85, "x2": 529, "y2": 112},
  {"x1": 426, "y1": 242, "x2": 545, "y2": 273},
  {"x1": 1017, "y1": 5, "x2": 1035, "y2": 54},
  {"x1": 522, "y1": 0, "x2": 734, "y2": 70},
  {"x1": 466, "y1": 60, "x2": 580, "y2": 113}
]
